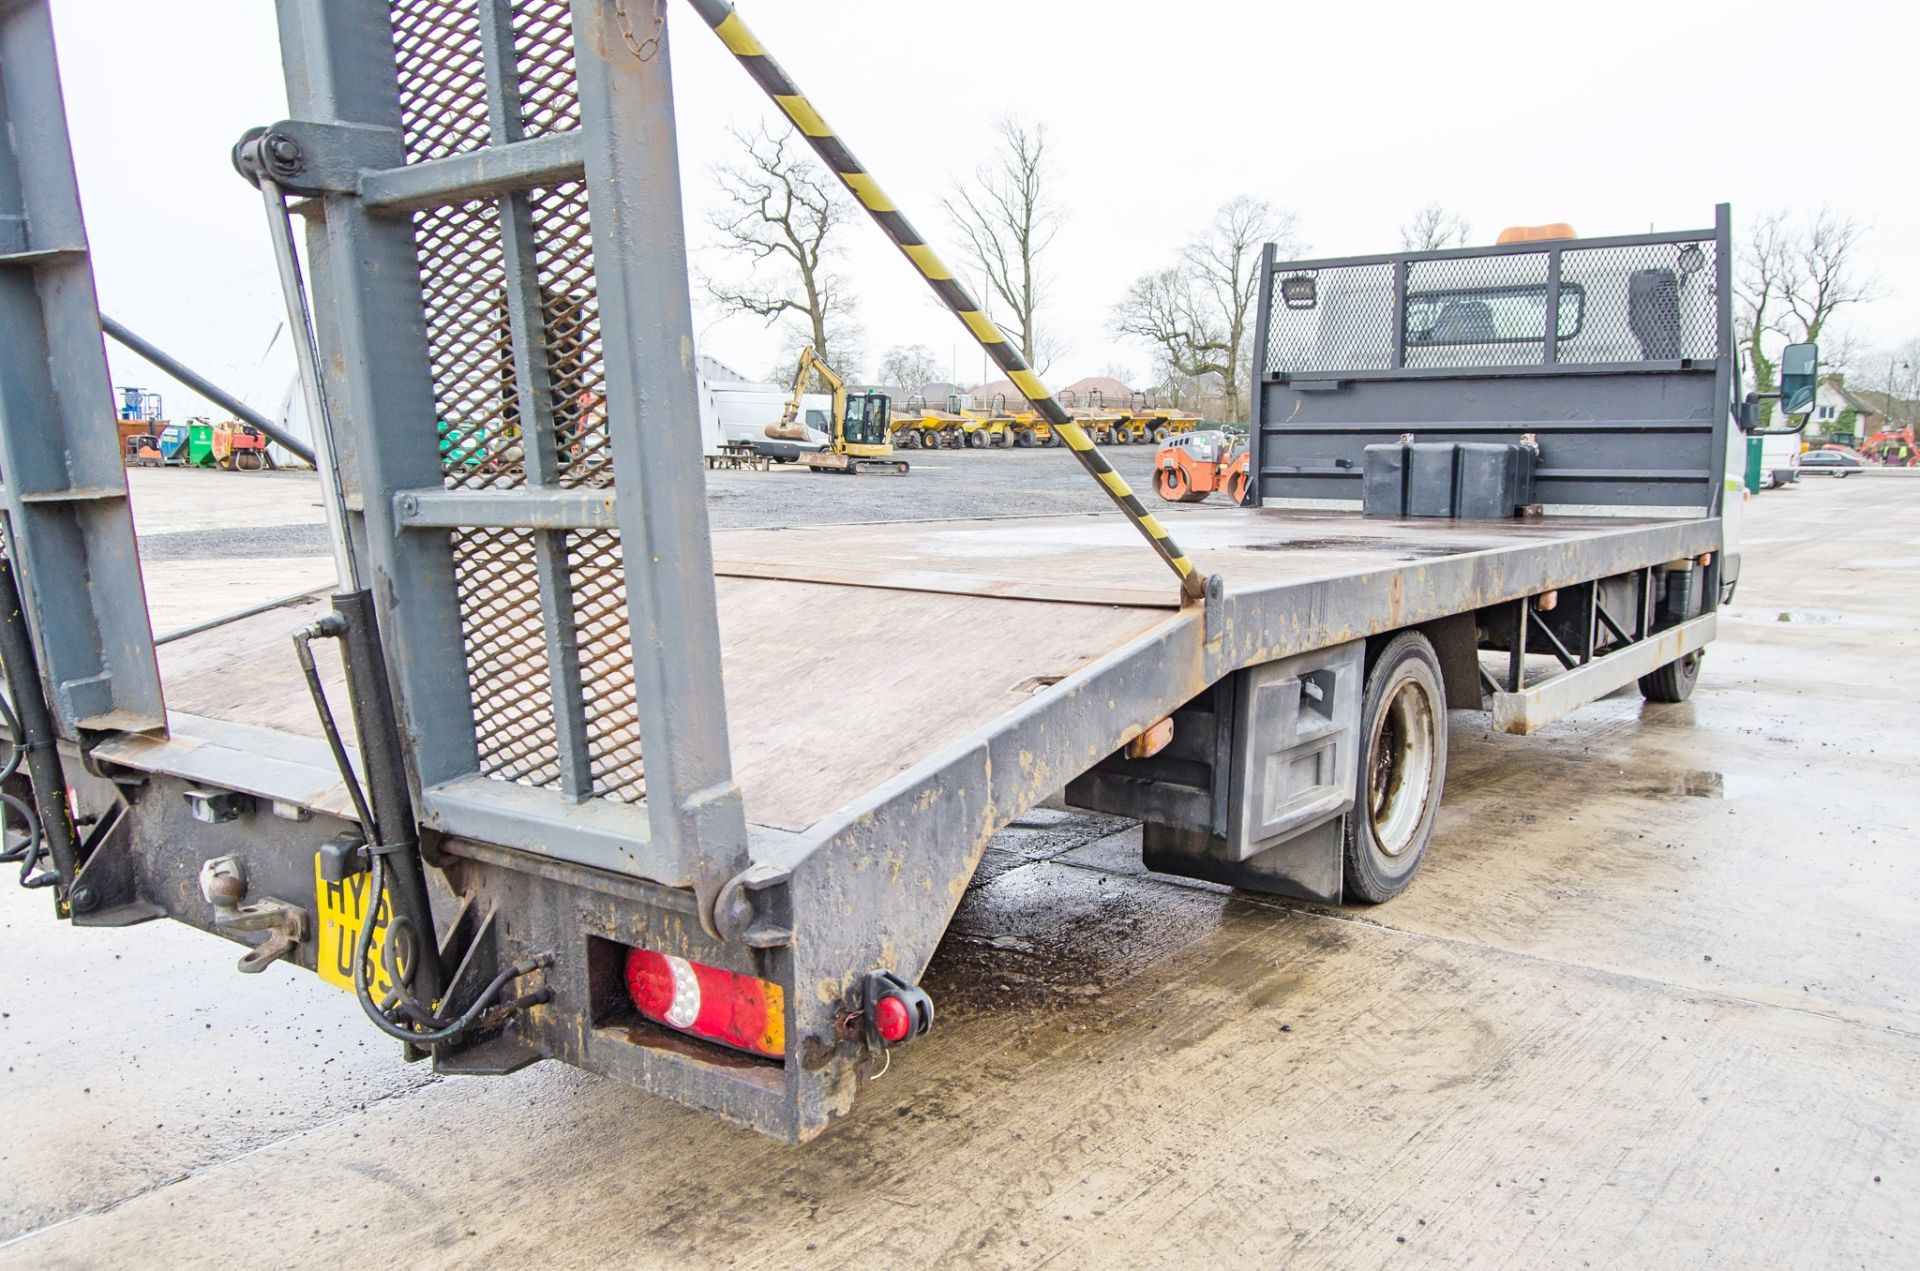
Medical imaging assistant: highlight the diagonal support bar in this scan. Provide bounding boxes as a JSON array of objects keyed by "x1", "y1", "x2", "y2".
[{"x1": 683, "y1": 0, "x2": 1208, "y2": 603}]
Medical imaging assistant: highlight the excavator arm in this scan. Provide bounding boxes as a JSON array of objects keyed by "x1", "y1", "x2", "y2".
[{"x1": 768, "y1": 346, "x2": 844, "y2": 444}]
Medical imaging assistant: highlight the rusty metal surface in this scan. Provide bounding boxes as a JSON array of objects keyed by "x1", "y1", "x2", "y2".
[{"x1": 1491, "y1": 612, "x2": 1715, "y2": 734}]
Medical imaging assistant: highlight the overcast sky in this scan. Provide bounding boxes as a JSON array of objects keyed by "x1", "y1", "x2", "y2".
[{"x1": 49, "y1": 0, "x2": 1920, "y2": 420}]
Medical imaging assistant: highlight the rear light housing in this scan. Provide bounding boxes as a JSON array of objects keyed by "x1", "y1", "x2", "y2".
[
  {"x1": 624, "y1": 946, "x2": 785, "y2": 1059},
  {"x1": 863, "y1": 970, "x2": 934, "y2": 1048}
]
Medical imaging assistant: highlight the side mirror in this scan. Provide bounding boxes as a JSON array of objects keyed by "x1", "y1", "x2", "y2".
[{"x1": 1779, "y1": 342, "x2": 1819, "y2": 415}]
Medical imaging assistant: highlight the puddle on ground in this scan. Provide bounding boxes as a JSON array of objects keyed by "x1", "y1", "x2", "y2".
[{"x1": 1646, "y1": 769, "x2": 1762, "y2": 800}]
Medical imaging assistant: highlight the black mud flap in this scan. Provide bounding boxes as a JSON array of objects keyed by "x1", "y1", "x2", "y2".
[{"x1": 1067, "y1": 640, "x2": 1364, "y2": 905}]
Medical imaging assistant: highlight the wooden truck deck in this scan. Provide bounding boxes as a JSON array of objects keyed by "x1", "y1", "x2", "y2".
[{"x1": 99, "y1": 507, "x2": 1714, "y2": 842}]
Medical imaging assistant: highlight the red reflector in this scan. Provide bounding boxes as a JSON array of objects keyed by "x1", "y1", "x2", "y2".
[
  {"x1": 873, "y1": 993, "x2": 912, "y2": 1044},
  {"x1": 624, "y1": 947, "x2": 785, "y2": 1059}
]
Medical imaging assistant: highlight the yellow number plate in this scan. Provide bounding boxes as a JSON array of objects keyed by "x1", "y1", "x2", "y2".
[{"x1": 314, "y1": 856, "x2": 393, "y2": 997}]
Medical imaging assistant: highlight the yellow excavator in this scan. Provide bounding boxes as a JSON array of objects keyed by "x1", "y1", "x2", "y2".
[{"x1": 767, "y1": 346, "x2": 909, "y2": 475}]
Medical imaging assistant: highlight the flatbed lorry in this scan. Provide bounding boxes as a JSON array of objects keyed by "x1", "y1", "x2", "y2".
[{"x1": 0, "y1": 0, "x2": 1810, "y2": 1141}]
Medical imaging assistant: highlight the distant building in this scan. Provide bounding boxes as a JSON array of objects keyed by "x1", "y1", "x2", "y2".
[
  {"x1": 966, "y1": 375, "x2": 1147, "y2": 412},
  {"x1": 1057, "y1": 375, "x2": 1134, "y2": 408},
  {"x1": 969, "y1": 377, "x2": 1029, "y2": 410}
]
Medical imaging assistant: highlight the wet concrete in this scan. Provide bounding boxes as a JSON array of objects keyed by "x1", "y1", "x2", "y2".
[{"x1": 1, "y1": 475, "x2": 1916, "y2": 1265}]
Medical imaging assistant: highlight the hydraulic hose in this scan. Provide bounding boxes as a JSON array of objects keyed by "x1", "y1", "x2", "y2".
[{"x1": 292, "y1": 616, "x2": 543, "y2": 1044}]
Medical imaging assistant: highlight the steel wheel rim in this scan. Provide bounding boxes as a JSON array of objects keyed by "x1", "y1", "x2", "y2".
[{"x1": 1368, "y1": 675, "x2": 1437, "y2": 857}]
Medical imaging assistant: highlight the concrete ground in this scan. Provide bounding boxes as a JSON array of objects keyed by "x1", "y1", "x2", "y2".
[{"x1": 1, "y1": 461, "x2": 1915, "y2": 1267}]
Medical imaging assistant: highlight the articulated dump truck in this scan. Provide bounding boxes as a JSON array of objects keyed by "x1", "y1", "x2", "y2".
[{"x1": 0, "y1": 0, "x2": 1808, "y2": 1140}]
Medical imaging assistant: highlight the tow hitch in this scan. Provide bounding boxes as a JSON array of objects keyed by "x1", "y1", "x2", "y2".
[{"x1": 198, "y1": 855, "x2": 307, "y2": 973}]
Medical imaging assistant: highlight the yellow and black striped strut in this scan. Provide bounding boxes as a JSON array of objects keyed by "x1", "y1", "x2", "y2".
[{"x1": 682, "y1": 0, "x2": 1208, "y2": 603}]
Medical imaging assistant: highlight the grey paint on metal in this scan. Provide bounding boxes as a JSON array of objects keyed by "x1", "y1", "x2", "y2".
[
  {"x1": 72, "y1": 504, "x2": 1725, "y2": 1141},
  {"x1": 1245, "y1": 242, "x2": 1276, "y2": 506},
  {"x1": 1708, "y1": 204, "x2": 1734, "y2": 518},
  {"x1": 1276, "y1": 226, "x2": 1723, "y2": 272},
  {"x1": 475, "y1": 0, "x2": 592, "y2": 801},
  {"x1": 97, "y1": 314, "x2": 318, "y2": 465},
  {"x1": 274, "y1": 0, "x2": 481, "y2": 786},
  {"x1": 1492, "y1": 612, "x2": 1714, "y2": 734},
  {"x1": 256, "y1": 173, "x2": 359, "y2": 607},
  {"x1": 770, "y1": 512, "x2": 1720, "y2": 1137},
  {"x1": 0, "y1": 2, "x2": 163, "y2": 737},
  {"x1": 419, "y1": 773, "x2": 690, "y2": 883},
  {"x1": 358, "y1": 129, "x2": 584, "y2": 213},
  {"x1": 1252, "y1": 213, "x2": 1734, "y2": 517},
  {"x1": 1258, "y1": 373, "x2": 1723, "y2": 509},
  {"x1": 10, "y1": 0, "x2": 1754, "y2": 1144},
  {"x1": 394, "y1": 487, "x2": 620, "y2": 531},
  {"x1": 568, "y1": 0, "x2": 750, "y2": 911}
]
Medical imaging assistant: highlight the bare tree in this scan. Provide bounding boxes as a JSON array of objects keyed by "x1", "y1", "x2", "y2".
[
  {"x1": 1737, "y1": 208, "x2": 1880, "y2": 428},
  {"x1": 1735, "y1": 210, "x2": 1789, "y2": 425},
  {"x1": 705, "y1": 123, "x2": 860, "y2": 378},
  {"x1": 1859, "y1": 338, "x2": 1919, "y2": 430},
  {"x1": 1112, "y1": 197, "x2": 1302, "y2": 422},
  {"x1": 1777, "y1": 208, "x2": 1880, "y2": 346},
  {"x1": 875, "y1": 344, "x2": 943, "y2": 394},
  {"x1": 1399, "y1": 203, "x2": 1471, "y2": 252},
  {"x1": 944, "y1": 117, "x2": 1062, "y2": 372}
]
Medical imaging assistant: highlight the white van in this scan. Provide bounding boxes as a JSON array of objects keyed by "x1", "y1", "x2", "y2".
[
  {"x1": 703, "y1": 381, "x2": 832, "y2": 462},
  {"x1": 1757, "y1": 431, "x2": 1801, "y2": 489}
]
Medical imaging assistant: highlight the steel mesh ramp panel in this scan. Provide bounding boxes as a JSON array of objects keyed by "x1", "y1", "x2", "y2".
[
  {"x1": 390, "y1": 4, "x2": 635, "y2": 804},
  {"x1": 271, "y1": 0, "x2": 747, "y2": 879}
]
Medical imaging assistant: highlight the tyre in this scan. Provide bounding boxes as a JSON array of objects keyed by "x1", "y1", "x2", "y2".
[
  {"x1": 965, "y1": 429, "x2": 987, "y2": 449},
  {"x1": 1014, "y1": 427, "x2": 1035, "y2": 448},
  {"x1": 1045, "y1": 431, "x2": 1063, "y2": 448},
  {"x1": 1151, "y1": 426, "x2": 1169, "y2": 444},
  {"x1": 992, "y1": 429, "x2": 1012, "y2": 447},
  {"x1": 919, "y1": 429, "x2": 940, "y2": 450},
  {"x1": 1638, "y1": 649, "x2": 1701, "y2": 703},
  {"x1": 1343, "y1": 632, "x2": 1447, "y2": 903},
  {"x1": 1154, "y1": 466, "x2": 1185, "y2": 501}
]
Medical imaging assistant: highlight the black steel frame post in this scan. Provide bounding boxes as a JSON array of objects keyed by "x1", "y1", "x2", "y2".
[
  {"x1": 332, "y1": 588, "x2": 444, "y2": 1007},
  {"x1": 1541, "y1": 247, "x2": 1563, "y2": 367},
  {"x1": 0, "y1": 557, "x2": 82, "y2": 894},
  {"x1": 1246, "y1": 241, "x2": 1276, "y2": 504},
  {"x1": 1507, "y1": 599, "x2": 1527, "y2": 692}
]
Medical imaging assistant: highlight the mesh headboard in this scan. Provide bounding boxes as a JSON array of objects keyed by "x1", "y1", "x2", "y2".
[{"x1": 1251, "y1": 209, "x2": 1735, "y2": 515}]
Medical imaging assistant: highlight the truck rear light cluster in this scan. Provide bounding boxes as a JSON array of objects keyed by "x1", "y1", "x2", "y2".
[{"x1": 624, "y1": 947, "x2": 785, "y2": 1059}]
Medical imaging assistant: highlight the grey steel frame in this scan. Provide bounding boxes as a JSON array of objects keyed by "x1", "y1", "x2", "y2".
[
  {"x1": 268, "y1": 0, "x2": 748, "y2": 914},
  {"x1": 0, "y1": 0, "x2": 162, "y2": 739},
  {"x1": 0, "y1": 2, "x2": 1746, "y2": 1143},
  {"x1": 1248, "y1": 206, "x2": 1736, "y2": 518}
]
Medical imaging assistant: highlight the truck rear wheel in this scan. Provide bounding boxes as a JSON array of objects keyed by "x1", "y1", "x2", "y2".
[
  {"x1": 1344, "y1": 632, "x2": 1447, "y2": 903},
  {"x1": 1638, "y1": 650, "x2": 1702, "y2": 703}
]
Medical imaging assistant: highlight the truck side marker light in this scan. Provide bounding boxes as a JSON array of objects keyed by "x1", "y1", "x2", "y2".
[{"x1": 863, "y1": 970, "x2": 934, "y2": 1049}]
